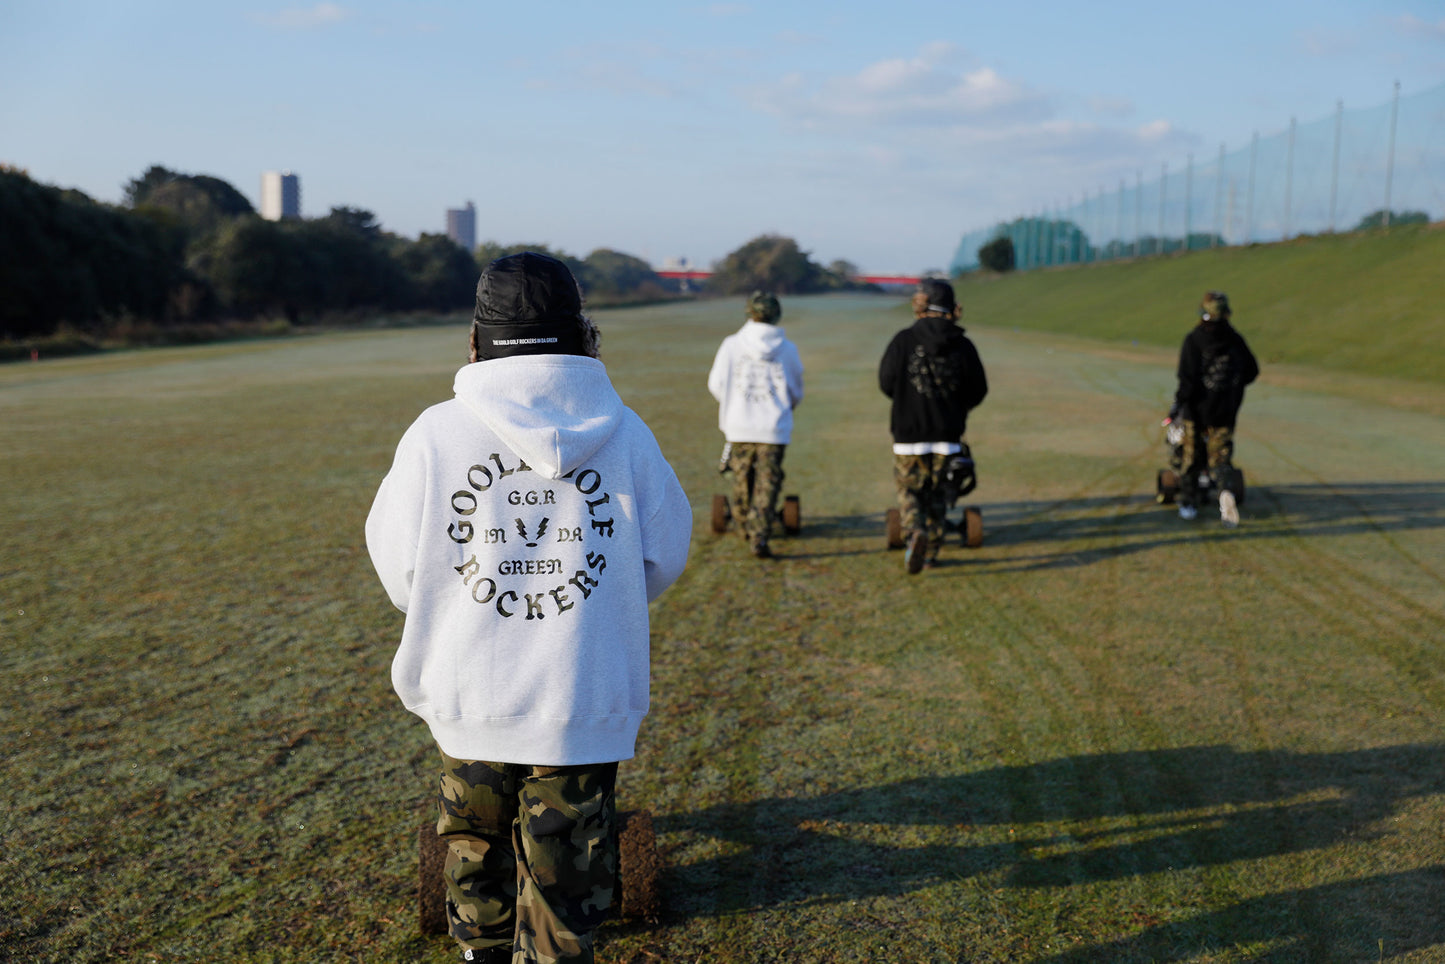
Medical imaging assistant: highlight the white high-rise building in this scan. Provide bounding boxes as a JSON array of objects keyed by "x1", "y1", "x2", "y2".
[
  {"x1": 260, "y1": 171, "x2": 301, "y2": 220},
  {"x1": 446, "y1": 201, "x2": 476, "y2": 252}
]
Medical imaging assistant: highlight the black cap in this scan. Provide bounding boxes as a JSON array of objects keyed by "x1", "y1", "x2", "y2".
[
  {"x1": 917, "y1": 278, "x2": 957, "y2": 314},
  {"x1": 472, "y1": 252, "x2": 588, "y2": 359}
]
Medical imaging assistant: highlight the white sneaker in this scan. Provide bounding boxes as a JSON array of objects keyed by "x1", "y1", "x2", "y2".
[
  {"x1": 1178, "y1": 504, "x2": 1198, "y2": 521},
  {"x1": 1219, "y1": 490, "x2": 1239, "y2": 528}
]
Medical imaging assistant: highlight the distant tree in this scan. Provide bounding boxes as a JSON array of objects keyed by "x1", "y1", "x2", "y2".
[
  {"x1": 977, "y1": 236, "x2": 1015, "y2": 272},
  {"x1": 708, "y1": 234, "x2": 828, "y2": 294},
  {"x1": 396, "y1": 233, "x2": 477, "y2": 311},
  {"x1": 126, "y1": 165, "x2": 253, "y2": 220},
  {"x1": 828, "y1": 259, "x2": 859, "y2": 280},
  {"x1": 124, "y1": 165, "x2": 180, "y2": 207},
  {"x1": 580, "y1": 248, "x2": 660, "y2": 299},
  {"x1": 321, "y1": 205, "x2": 383, "y2": 238},
  {"x1": 206, "y1": 216, "x2": 302, "y2": 319},
  {"x1": 1353, "y1": 209, "x2": 1430, "y2": 231},
  {"x1": 474, "y1": 241, "x2": 587, "y2": 284},
  {"x1": 0, "y1": 168, "x2": 188, "y2": 337}
]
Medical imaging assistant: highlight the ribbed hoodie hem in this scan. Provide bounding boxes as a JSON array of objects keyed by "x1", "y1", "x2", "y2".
[{"x1": 420, "y1": 710, "x2": 643, "y2": 766}]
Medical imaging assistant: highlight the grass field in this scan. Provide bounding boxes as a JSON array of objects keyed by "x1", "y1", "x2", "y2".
[
  {"x1": 956, "y1": 221, "x2": 1445, "y2": 389},
  {"x1": 2, "y1": 282, "x2": 1443, "y2": 962}
]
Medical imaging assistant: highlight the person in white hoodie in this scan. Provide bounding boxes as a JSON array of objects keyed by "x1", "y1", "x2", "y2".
[
  {"x1": 366, "y1": 252, "x2": 691, "y2": 964},
  {"x1": 706, "y1": 291, "x2": 804, "y2": 558}
]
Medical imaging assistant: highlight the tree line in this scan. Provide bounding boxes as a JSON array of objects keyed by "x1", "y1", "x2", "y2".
[{"x1": 1, "y1": 165, "x2": 872, "y2": 344}]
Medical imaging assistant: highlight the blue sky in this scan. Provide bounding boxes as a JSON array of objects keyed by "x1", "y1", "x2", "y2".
[{"x1": 3, "y1": 1, "x2": 1443, "y2": 273}]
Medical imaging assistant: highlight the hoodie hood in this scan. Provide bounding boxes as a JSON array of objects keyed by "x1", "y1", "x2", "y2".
[
  {"x1": 736, "y1": 319, "x2": 788, "y2": 360},
  {"x1": 453, "y1": 355, "x2": 624, "y2": 479},
  {"x1": 912, "y1": 314, "x2": 963, "y2": 351}
]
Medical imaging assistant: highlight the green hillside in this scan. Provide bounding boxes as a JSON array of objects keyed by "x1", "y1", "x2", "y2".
[{"x1": 954, "y1": 222, "x2": 1444, "y2": 384}]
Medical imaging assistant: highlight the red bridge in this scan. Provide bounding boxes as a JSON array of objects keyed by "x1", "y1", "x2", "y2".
[{"x1": 655, "y1": 269, "x2": 920, "y2": 286}]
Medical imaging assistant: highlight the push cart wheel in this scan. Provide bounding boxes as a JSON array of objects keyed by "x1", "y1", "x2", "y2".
[
  {"x1": 711, "y1": 494, "x2": 731, "y2": 534},
  {"x1": 418, "y1": 807, "x2": 663, "y2": 934},
  {"x1": 616, "y1": 809, "x2": 663, "y2": 923},
  {"x1": 781, "y1": 495, "x2": 801, "y2": 535},
  {"x1": 885, "y1": 508, "x2": 904, "y2": 549},
  {"x1": 963, "y1": 506, "x2": 984, "y2": 548},
  {"x1": 418, "y1": 818, "x2": 448, "y2": 936},
  {"x1": 1156, "y1": 468, "x2": 1180, "y2": 505}
]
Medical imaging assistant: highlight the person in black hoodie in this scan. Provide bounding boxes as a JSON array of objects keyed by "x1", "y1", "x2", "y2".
[
  {"x1": 1170, "y1": 291, "x2": 1259, "y2": 527},
  {"x1": 879, "y1": 278, "x2": 988, "y2": 572}
]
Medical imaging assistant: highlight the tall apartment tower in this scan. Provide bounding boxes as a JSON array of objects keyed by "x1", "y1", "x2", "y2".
[
  {"x1": 260, "y1": 171, "x2": 301, "y2": 220},
  {"x1": 446, "y1": 201, "x2": 476, "y2": 252}
]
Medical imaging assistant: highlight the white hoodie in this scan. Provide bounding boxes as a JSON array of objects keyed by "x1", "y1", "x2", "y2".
[
  {"x1": 366, "y1": 355, "x2": 691, "y2": 765},
  {"x1": 707, "y1": 319, "x2": 804, "y2": 444}
]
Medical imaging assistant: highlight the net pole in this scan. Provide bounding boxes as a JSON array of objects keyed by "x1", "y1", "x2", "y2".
[
  {"x1": 1384, "y1": 80, "x2": 1400, "y2": 230},
  {"x1": 1285, "y1": 117, "x2": 1296, "y2": 240},
  {"x1": 1329, "y1": 100, "x2": 1342, "y2": 232}
]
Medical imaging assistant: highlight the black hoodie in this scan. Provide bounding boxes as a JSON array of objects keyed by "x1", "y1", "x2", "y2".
[
  {"x1": 1174, "y1": 319, "x2": 1259, "y2": 428},
  {"x1": 879, "y1": 315, "x2": 988, "y2": 444}
]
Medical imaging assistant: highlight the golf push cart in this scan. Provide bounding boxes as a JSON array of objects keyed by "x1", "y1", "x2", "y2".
[
  {"x1": 885, "y1": 446, "x2": 984, "y2": 550},
  {"x1": 1154, "y1": 415, "x2": 1246, "y2": 508},
  {"x1": 709, "y1": 442, "x2": 801, "y2": 537}
]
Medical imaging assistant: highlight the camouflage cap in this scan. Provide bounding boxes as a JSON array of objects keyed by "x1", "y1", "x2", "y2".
[
  {"x1": 1200, "y1": 291, "x2": 1231, "y2": 322},
  {"x1": 747, "y1": 290, "x2": 781, "y2": 324}
]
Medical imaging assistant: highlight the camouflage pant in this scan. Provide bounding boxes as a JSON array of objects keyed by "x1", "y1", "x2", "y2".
[
  {"x1": 1178, "y1": 421, "x2": 1236, "y2": 507},
  {"x1": 436, "y1": 751, "x2": 618, "y2": 964},
  {"x1": 894, "y1": 453, "x2": 950, "y2": 556},
  {"x1": 728, "y1": 442, "x2": 786, "y2": 549}
]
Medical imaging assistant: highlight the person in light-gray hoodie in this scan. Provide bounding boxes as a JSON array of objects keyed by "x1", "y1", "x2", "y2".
[
  {"x1": 707, "y1": 290, "x2": 804, "y2": 558},
  {"x1": 366, "y1": 252, "x2": 691, "y2": 964}
]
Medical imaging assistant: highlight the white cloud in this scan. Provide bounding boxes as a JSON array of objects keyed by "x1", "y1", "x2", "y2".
[
  {"x1": 252, "y1": 4, "x2": 349, "y2": 30},
  {"x1": 1136, "y1": 119, "x2": 1173, "y2": 142},
  {"x1": 1393, "y1": 14, "x2": 1445, "y2": 41},
  {"x1": 746, "y1": 45, "x2": 1050, "y2": 127},
  {"x1": 1088, "y1": 95, "x2": 1134, "y2": 118}
]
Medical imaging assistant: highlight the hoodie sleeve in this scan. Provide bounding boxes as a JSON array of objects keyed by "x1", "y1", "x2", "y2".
[
  {"x1": 961, "y1": 337, "x2": 988, "y2": 411},
  {"x1": 785, "y1": 342, "x2": 804, "y2": 410},
  {"x1": 1236, "y1": 331, "x2": 1260, "y2": 386},
  {"x1": 365, "y1": 423, "x2": 428, "y2": 613},
  {"x1": 1174, "y1": 331, "x2": 1200, "y2": 412},
  {"x1": 707, "y1": 338, "x2": 731, "y2": 403},
  {"x1": 879, "y1": 332, "x2": 905, "y2": 398},
  {"x1": 639, "y1": 449, "x2": 692, "y2": 602}
]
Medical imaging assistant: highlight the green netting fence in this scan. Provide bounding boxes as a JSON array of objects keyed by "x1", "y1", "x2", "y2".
[{"x1": 950, "y1": 81, "x2": 1445, "y2": 273}]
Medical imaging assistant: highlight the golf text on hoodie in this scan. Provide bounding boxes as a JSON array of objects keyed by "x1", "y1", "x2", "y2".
[{"x1": 448, "y1": 450, "x2": 616, "y2": 619}]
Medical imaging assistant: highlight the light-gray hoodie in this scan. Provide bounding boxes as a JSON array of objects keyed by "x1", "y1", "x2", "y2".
[
  {"x1": 707, "y1": 319, "x2": 804, "y2": 444},
  {"x1": 366, "y1": 354, "x2": 691, "y2": 765}
]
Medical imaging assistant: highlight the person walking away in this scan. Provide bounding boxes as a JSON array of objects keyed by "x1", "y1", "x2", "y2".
[
  {"x1": 1170, "y1": 290, "x2": 1259, "y2": 528},
  {"x1": 366, "y1": 252, "x2": 692, "y2": 964},
  {"x1": 879, "y1": 278, "x2": 988, "y2": 573},
  {"x1": 707, "y1": 290, "x2": 804, "y2": 559}
]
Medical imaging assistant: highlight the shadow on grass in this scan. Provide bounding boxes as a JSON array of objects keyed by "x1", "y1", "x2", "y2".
[
  {"x1": 771, "y1": 481, "x2": 1445, "y2": 571},
  {"x1": 1033, "y1": 867, "x2": 1445, "y2": 962},
  {"x1": 653, "y1": 743, "x2": 1445, "y2": 958}
]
